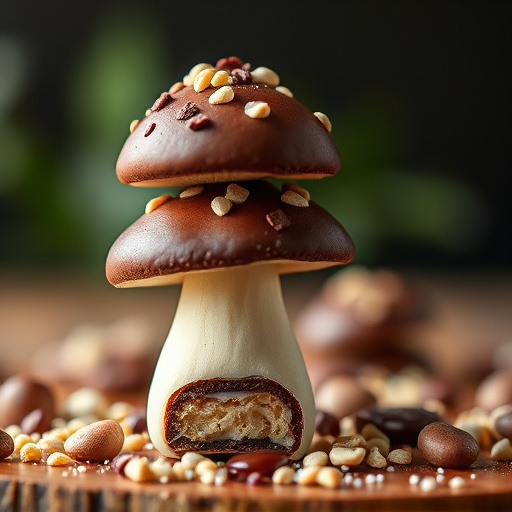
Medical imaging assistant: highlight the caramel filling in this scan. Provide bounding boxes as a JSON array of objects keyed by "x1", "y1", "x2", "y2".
[{"x1": 174, "y1": 392, "x2": 294, "y2": 448}]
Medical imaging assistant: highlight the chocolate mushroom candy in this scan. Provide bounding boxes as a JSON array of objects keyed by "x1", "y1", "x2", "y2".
[
  {"x1": 106, "y1": 181, "x2": 354, "y2": 460},
  {"x1": 116, "y1": 63, "x2": 340, "y2": 187}
]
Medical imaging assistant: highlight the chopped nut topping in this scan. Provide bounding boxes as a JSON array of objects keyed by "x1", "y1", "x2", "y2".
[
  {"x1": 251, "y1": 66, "x2": 280, "y2": 87},
  {"x1": 145, "y1": 195, "x2": 171, "y2": 214},
  {"x1": 151, "y1": 92, "x2": 172, "y2": 112},
  {"x1": 231, "y1": 68, "x2": 252, "y2": 85},
  {"x1": 129, "y1": 120, "x2": 140, "y2": 133},
  {"x1": 266, "y1": 210, "x2": 290, "y2": 231},
  {"x1": 211, "y1": 70, "x2": 233, "y2": 87},
  {"x1": 276, "y1": 86, "x2": 293, "y2": 98},
  {"x1": 387, "y1": 449, "x2": 412, "y2": 465},
  {"x1": 211, "y1": 197, "x2": 232, "y2": 216},
  {"x1": 244, "y1": 101, "x2": 271, "y2": 119},
  {"x1": 314, "y1": 111, "x2": 332, "y2": 132},
  {"x1": 169, "y1": 81, "x2": 185, "y2": 95},
  {"x1": 194, "y1": 68, "x2": 215, "y2": 92},
  {"x1": 225, "y1": 184, "x2": 249, "y2": 204},
  {"x1": 145, "y1": 109, "x2": 152, "y2": 117},
  {"x1": 176, "y1": 101, "x2": 200, "y2": 120},
  {"x1": 183, "y1": 63, "x2": 213, "y2": 86},
  {"x1": 208, "y1": 86, "x2": 235, "y2": 105},
  {"x1": 180, "y1": 186, "x2": 204, "y2": 198},
  {"x1": 186, "y1": 113, "x2": 210, "y2": 131},
  {"x1": 144, "y1": 122, "x2": 156, "y2": 137},
  {"x1": 215, "y1": 56, "x2": 243, "y2": 70},
  {"x1": 282, "y1": 182, "x2": 310, "y2": 201},
  {"x1": 281, "y1": 190, "x2": 309, "y2": 207}
]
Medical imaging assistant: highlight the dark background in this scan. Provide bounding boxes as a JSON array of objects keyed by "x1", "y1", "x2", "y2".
[{"x1": 1, "y1": 0, "x2": 510, "y2": 277}]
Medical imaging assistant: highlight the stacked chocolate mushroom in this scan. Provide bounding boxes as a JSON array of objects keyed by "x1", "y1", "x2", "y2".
[{"x1": 106, "y1": 56, "x2": 355, "y2": 460}]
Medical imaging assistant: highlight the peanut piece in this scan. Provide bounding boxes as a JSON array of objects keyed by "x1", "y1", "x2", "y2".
[
  {"x1": 276, "y1": 86, "x2": 293, "y2": 98},
  {"x1": 211, "y1": 197, "x2": 232, "y2": 216},
  {"x1": 14, "y1": 434, "x2": 32, "y2": 454},
  {"x1": 332, "y1": 434, "x2": 367, "y2": 450},
  {"x1": 387, "y1": 449, "x2": 412, "y2": 465},
  {"x1": 296, "y1": 466, "x2": 321, "y2": 486},
  {"x1": 366, "y1": 447, "x2": 387, "y2": 469},
  {"x1": 124, "y1": 456, "x2": 157, "y2": 482},
  {"x1": 491, "y1": 438, "x2": 512, "y2": 461},
  {"x1": 281, "y1": 190, "x2": 309, "y2": 207},
  {"x1": 199, "y1": 468, "x2": 217, "y2": 485},
  {"x1": 20, "y1": 443, "x2": 42, "y2": 463},
  {"x1": 181, "y1": 452, "x2": 207, "y2": 471},
  {"x1": 314, "y1": 112, "x2": 332, "y2": 132},
  {"x1": 210, "y1": 70, "x2": 232, "y2": 87},
  {"x1": 329, "y1": 446, "x2": 366, "y2": 467},
  {"x1": 209, "y1": 86, "x2": 235, "y2": 105},
  {"x1": 367, "y1": 437, "x2": 390, "y2": 457},
  {"x1": 360, "y1": 424, "x2": 390, "y2": 444},
  {"x1": 129, "y1": 120, "x2": 139, "y2": 133},
  {"x1": 195, "y1": 459, "x2": 218, "y2": 477},
  {"x1": 184, "y1": 63, "x2": 213, "y2": 86},
  {"x1": 169, "y1": 81, "x2": 185, "y2": 95},
  {"x1": 251, "y1": 66, "x2": 280, "y2": 87},
  {"x1": 282, "y1": 182, "x2": 310, "y2": 201},
  {"x1": 316, "y1": 466, "x2": 342, "y2": 489},
  {"x1": 46, "y1": 452, "x2": 74, "y2": 467},
  {"x1": 303, "y1": 451, "x2": 329, "y2": 467},
  {"x1": 272, "y1": 465, "x2": 295, "y2": 485},
  {"x1": 225, "y1": 184, "x2": 249, "y2": 204},
  {"x1": 122, "y1": 433, "x2": 148, "y2": 452},
  {"x1": 105, "y1": 402, "x2": 136, "y2": 421},
  {"x1": 145, "y1": 195, "x2": 171, "y2": 214},
  {"x1": 194, "y1": 68, "x2": 215, "y2": 92},
  {"x1": 244, "y1": 101, "x2": 271, "y2": 119},
  {"x1": 180, "y1": 185, "x2": 204, "y2": 198}
]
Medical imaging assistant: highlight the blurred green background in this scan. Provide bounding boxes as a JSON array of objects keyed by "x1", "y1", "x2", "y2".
[{"x1": 0, "y1": 0, "x2": 510, "y2": 278}]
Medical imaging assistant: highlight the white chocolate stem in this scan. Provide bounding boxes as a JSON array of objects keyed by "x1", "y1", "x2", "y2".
[{"x1": 147, "y1": 264, "x2": 315, "y2": 459}]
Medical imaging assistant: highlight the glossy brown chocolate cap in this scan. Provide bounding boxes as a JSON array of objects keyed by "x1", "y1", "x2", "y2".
[
  {"x1": 106, "y1": 180, "x2": 354, "y2": 287},
  {"x1": 116, "y1": 84, "x2": 340, "y2": 187}
]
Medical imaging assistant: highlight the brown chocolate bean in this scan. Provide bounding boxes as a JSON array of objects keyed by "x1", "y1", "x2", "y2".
[
  {"x1": 0, "y1": 429, "x2": 14, "y2": 459},
  {"x1": 418, "y1": 422, "x2": 479, "y2": 469},
  {"x1": 226, "y1": 450, "x2": 289, "y2": 482},
  {"x1": 495, "y1": 412, "x2": 512, "y2": 440},
  {"x1": 0, "y1": 375, "x2": 55, "y2": 432},
  {"x1": 356, "y1": 407, "x2": 443, "y2": 446}
]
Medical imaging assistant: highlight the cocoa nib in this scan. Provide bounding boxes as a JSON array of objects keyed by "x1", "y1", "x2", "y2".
[
  {"x1": 231, "y1": 68, "x2": 252, "y2": 85},
  {"x1": 144, "y1": 122, "x2": 156, "y2": 137},
  {"x1": 176, "y1": 101, "x2": 200, "y2": 121},
  {"x1": 151, "y1": 92, "x2": 172, "y2": 112},
  {"x1": 215, "y1": 56, "x2": 243, "y2": 71},
  {"x1": 266, "y1": 210, "x2": 290, "y2": 231},
  {"x1": 186, "y1": 113, "x2": 209, "y2": 131}
]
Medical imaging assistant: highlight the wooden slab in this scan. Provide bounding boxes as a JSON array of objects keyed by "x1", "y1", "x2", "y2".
[{"x1": 1, "y1": 451, "x2": 511, "y2": 512}]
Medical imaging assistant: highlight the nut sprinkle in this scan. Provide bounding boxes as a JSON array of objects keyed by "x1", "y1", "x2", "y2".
[{"x1": 176, "y1": 102, "x2": 200, "y2": 121}]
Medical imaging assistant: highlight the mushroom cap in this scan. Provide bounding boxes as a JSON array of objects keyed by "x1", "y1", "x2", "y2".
[
  {"x1": 116, "y1": 84, "x2": 340, "y2": 187},
  {"x1": 106, "y1": 181, "x2": 354, "y2": 287}
]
